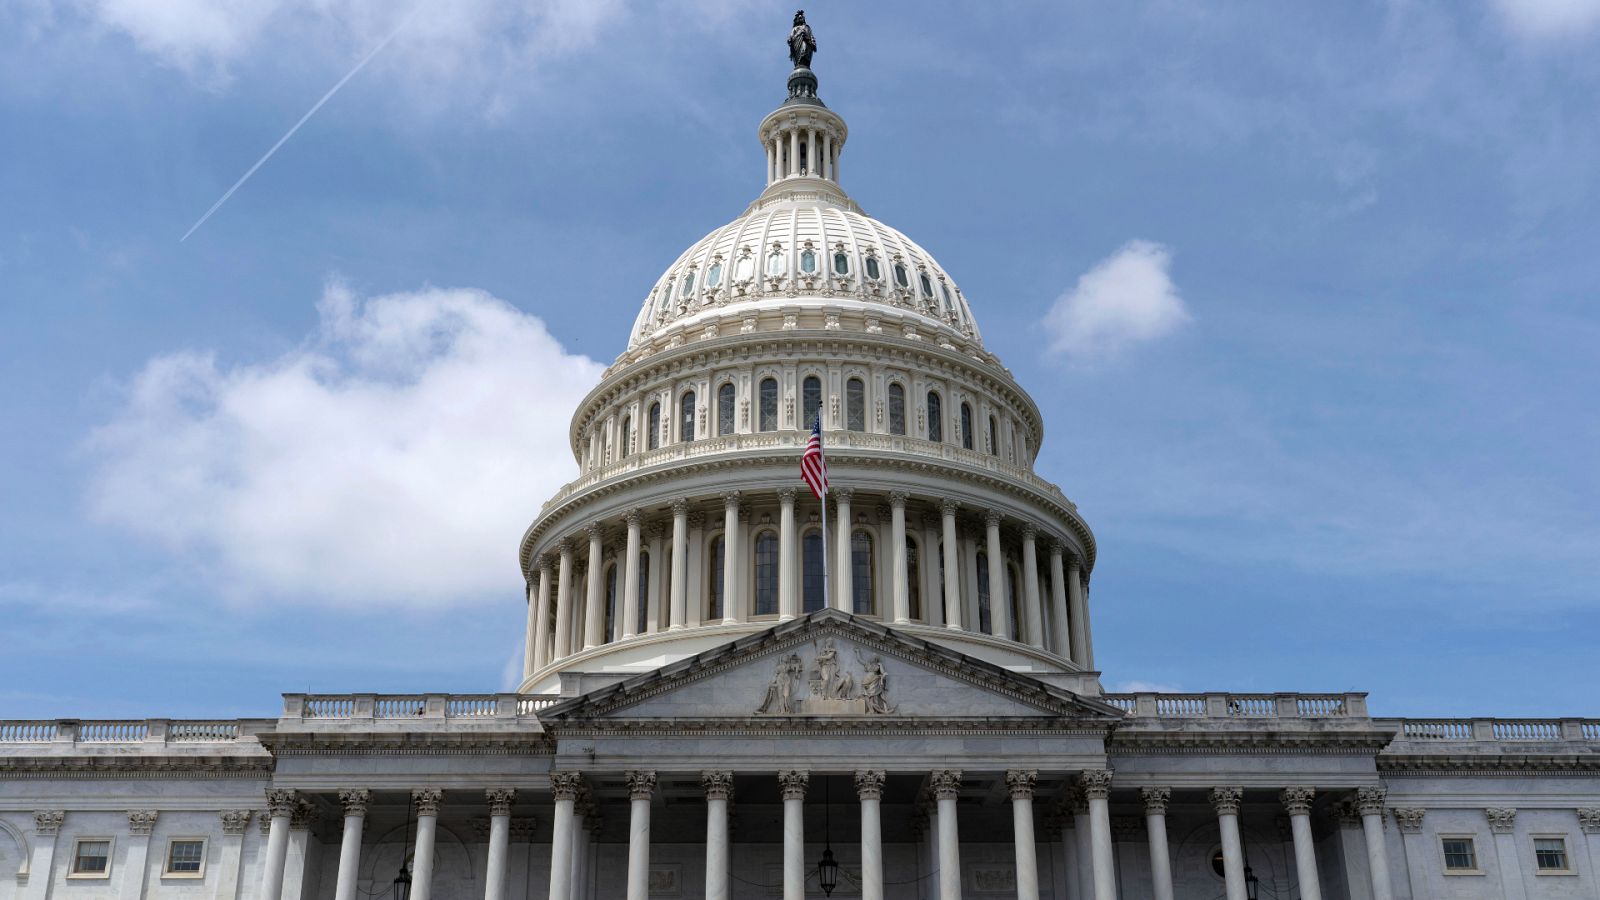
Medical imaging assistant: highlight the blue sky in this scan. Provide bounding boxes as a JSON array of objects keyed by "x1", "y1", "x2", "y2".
[{"x1": 2, "y1": 0, "x2": 1598, "y2": 719}]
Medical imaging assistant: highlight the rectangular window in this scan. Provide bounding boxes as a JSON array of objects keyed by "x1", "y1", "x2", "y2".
[
  {"x1": 166, "y1": 839, "x2": 206, "y2": 875},
  {"x1": 1441, "y1": 837, "x2": 1477, "y2": 872},
  {"x1": 71, "y1": 839, "x2": 112, "y2": 876},
  {"x1": 1534, "y1": 837, "x2": 1569, "y2": 872}
]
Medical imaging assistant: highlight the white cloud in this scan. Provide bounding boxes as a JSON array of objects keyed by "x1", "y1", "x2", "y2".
[
  {"x1": 84, "y1": 282, "x2": 603, "y2": 608},
  {"x1": 1042, "y1": 240, "x2": 1190, "y2": 361},
  {"x1": 1111, "y1": 680, "x2": 1185, "y2": 694},
  {"x1": 1492, "y1": 0, "x2": 1600, "y2": 40}
]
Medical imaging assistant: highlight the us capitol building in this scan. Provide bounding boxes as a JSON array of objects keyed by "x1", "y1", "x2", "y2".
[{"x1": 4, "y1": 14, "x2": 1596, "y2": 900}]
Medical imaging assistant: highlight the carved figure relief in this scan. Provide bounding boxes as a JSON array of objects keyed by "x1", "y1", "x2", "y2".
[{"x1": 756, "y1": 639, "x2": 895, "y2": 716}]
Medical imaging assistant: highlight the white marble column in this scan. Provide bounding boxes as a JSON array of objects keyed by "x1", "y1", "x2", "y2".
[
  {"x1": 483, "y1": 789, "x2": 515, "y2": 900},
  {"x1": 1069, "y1": 791, "x2": 1093, "y2": 900},
  {"x1": 932, "y1": 769, "x2": 963, "y2": 900},
  {"x1": 121, "y1": 810, "x2": 157, "y2": 900},
  {"x1": 331, "y1": 790, "x2": 369, "y2": 900},
  {"x1": 921, "y1": 515, "x2": 943, "y2": 626},
  {"x1": 548, "y1": 773, "x2": 581, "y2": 900},
  {"x1": 721, "y1": 492, "x2": 741, "y2": 624},
  {"x1": 984, "y1": 511, "x2": 1010, "y2": 639},
  {"x1": 703, "y1": 772, "x2": 733, "y2": 900},
  {"x1": 779, "y1": 771, "x2": 809, "y2": 900},
  {"x1": 856, "y1": 770, "x2": 886, "y2": 900},
  {"x1": 1007, "y1": 771, "x2": 1040, "y2": 900},
  {"x1": 940, "y1": 501, "x2": 962, "y2": 629},
  {"x1": 553, "y1": 540, "x2": 575, "y2": 659},
  {"x1": 1067, "y1": 558, "x2": 1090, "y2": 667},
  {"x1": 1020, "y1": 526, "x2": 1044, "y2": 648},
  {"x1": 1357, "y1": 788, "x2": 1395, "y2": 900},
  {"x1": 625, "y1": 771, "x2": 656, "y2": 900},
  {"x1": 583, "y1": 522, "x2": 605, "y2": 649},
  {"x1": 1281, "y1": 788, "x2": 1324, "y2": 900},
  {"x1": 1082, "y1": 771, "x2": 1117, "y2": 900},
  {"x1": 24, "y1": 811, "x2": 63, "y2": 900},
  {"x1": 670, "y1": 499, "x2": 690, "y2": 630},
  {"x1": 789, "y1": 129, "x2": 799, "y2": 178},
  {"x1": 410, "y1": 789, "x2": 443, "y2": 900},
  {"x1": 646, "y1": 523, "x2": 665, "y2": 633},
  {"x1": 835, "y1": 488, "x2": 854, "y2": 611},
  {"x1": 622, "y1": 511, "x2": 642, "y2": 639},
  {"x1": 767, "y1": 138, "x2": 776, "y2": 184},
  {"x1": 1048, "y1": 544, "x2": 1071, "y2": 658},
  {"x1": 1211, "y1": 788, "x2": 1247, "y2": 900},
  {"x1": 1056, "y1": 814, "x2": 1082, "y2": 900},
  {"x1": 1390, "y1": 808, "x2": 1426, "y2": 900},
  {"x1": 532, "y1": 558, "x2": 553, "y2": 671},
  {"x1": 1485, "y1": 808, "x2": 1524, "y2": 900},
  {"x1": 889, "y1": 493, "x2": 910, "y2": 623},
  {"x1": 778, "y1": 488, "x2": 798, "y2": 620},
  {"x1": 259, "y1": 790, "x2": 296, "y2": 900},
  {"x1": 1139, "y1": 788, "x2": 1174, "y2": 900}
]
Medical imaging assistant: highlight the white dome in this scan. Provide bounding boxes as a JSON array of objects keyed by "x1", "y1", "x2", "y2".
[{"x1": 628, "y1": 183, "x2": 983, "y2": 350}]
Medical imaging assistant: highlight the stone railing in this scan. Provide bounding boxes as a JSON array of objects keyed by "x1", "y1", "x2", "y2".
[
  {"x1": 1101, "y1": 692, "x2": 1369, "y2": 719},
  {"x1": 285, "y1": 693, "x2": 558, "y2": 722},
  {"x1": 1380, "y1": 717, "x2": 1600, "y2": 745},
  {"x1": 0, "y1": 719, "x2": 260, "y2": 745}
]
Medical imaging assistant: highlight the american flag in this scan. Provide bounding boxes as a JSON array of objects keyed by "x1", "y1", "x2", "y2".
[{"x1": 801, "y1": 418, "x2": 828, "y2": 500}]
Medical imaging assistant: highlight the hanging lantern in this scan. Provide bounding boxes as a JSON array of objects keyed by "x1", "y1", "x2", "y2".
[
  {"x1": 1244, "y1": 863, "x2": 1260, "y2": 900},
  {"x1": 392, "y1": 863, "x2": 412, "y2": 900},
  {"x1": 816, "y1": 846, "x2": 839, "y2": 896}
]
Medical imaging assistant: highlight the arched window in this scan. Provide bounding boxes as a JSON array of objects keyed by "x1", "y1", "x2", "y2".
[
  {"x1": 937, "y1": 540, "x2": 947, "y2": 621},
  {"x1": 647, "y1": 403, "x2": 661, "y2": 451},
  {"x1": 802, "y1": 529, "x2": 826, "y2": 613},
  {"x1": 604, "y1": 563, "x2": 618, "y2": 644},
  {"x1": 960, "y1": 402, "x2": 974, "y2": 450},
  {"x1": 887, "y1": 384, "x2": 906, "y2": 436},
  {"x1": 1007, "y1": 561, "x2": 1023, "y2": 642},
  {"x1": 619, "y1": 415, "x2": 632, "y2": 460},
  {"x1": 988, "y1": 415, "x2": 998, "y2": 456},
  {"x1": 706, "y1": 262, "x2": 723, "y2": 288},
  {"x1": 865, "y1": 255, "x2": 881, "y2": 280},
  {"x1": 893, "y1": 262, "x2": 909, "y2": 288},
  {"x1": 637, "y1": 551, "x2": 651, "y2": 635},
  {"x1": 681, "y1": 272, "x2": 695, "y2": 297},
  {"x1": 927, "y1": 392, "x2": 943, "y2": 442},
  {"x1": 851, "y1": 530, "x2": 874, "y2": 615},
  {"x1": 718, "y1": 382, "x2": 736, "y2": 436},
  {"x1": 758, "y1": 378, "x2": 778, "y2": 432},
  {"x1": 833, "y1": 252, "x2": 849, "y2": 275},
  {"x1": 845, "y1": 377, "x2": 866, "y2": 432},
  {"x1": 680, "y1": 391, "x2": 696, "y2": 443},
  {"x1": 708, "y1": 535, "x2": 725, "y2": 621},
  {"x1": 941, "y1": 282, "x2": 954, "y2": 310},
  {"x1": 976, "y1": 551, "x2": 993, "y2": 635},
  {"x1": 800, "y1": 249, "x2": 817, "y2": 274},
  {"x1": 767, "y1": 250, "x2": 786, "y2": 276},
  {"x1": 907, "y1": 536, "x2": 922, "y2": 621},
  {"x1": 919, "y1": 272, "x2": 934, "y2": 297},
  {"x1": 734, "y1": 254, "x2": 754, "y2": 281},
  {"x1": 754, "y1": 532, "x2": 779, "y2": 616},
  {"x1": 802, "y1": 376, "x2": 823, "y2": 430}
]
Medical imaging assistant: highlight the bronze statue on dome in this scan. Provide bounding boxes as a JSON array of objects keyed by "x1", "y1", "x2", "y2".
[{"x1": 788, "y1": 10, "x2": 816, "y2": 69}]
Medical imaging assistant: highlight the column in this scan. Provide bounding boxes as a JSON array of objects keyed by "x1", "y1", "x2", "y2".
[
  {"x1": 332, "y1": 790, "x2": 369, "y2": 900},
  {"x1": 941, "y1": 501, "x2": 962, "y2": 628},
  {"x1": 686, "y1": 513, "x2": 705, "y2": 627},
  {"x1": 1081, "y1": 771, "x2": 1116, "y2": 900},
  {"x1": 805, "y1": 128, "x2": 816, "y2": 174},
  {"x1": 533, "y1": 557, "x2": 554, "y2": 671},
  {"x1": 484, "y1": 789, "x2": 515, "y2": 900},
  {"x1": 1211, "y1": 788, "x2": 1247, "y2": 900},
  {"x1": 1139, "y1": 788, "x2": 1174, "y2": 900},
  {"x1": 1069, "y1": 789, "x2": 1093, "y2": 900},
  {"x1": 703, "y1": 772, "x2": 733, "y2": 900},
  {"x1": 1048, "y1": 545, "x2": 1071, "y2": 659},
  {"x1": 524, "y1": 575, "x2": 539, "y2": 677},
  {"x1": 259, "y1": 790, "x2": 296, "y2": 900},
  {"x1": 822, "y1": 132, "x2": 832, "y2": 180},
  {"x1": 121, "y1": 810, "x2": 157, "y2": 900},
  {"x1": 779, "y1": 771, "x2": 809, "y2": 900},
  {"x1": 1282, "y1": 788, "x2": 1324, "y2": 900},
  {"x1": 647, "y1": 524, "x2": 665, "y2": 633},
  {"x1": 410, "y1": 789, "x2": 443, "y2": 900},
  {"x1": 213, "y1": 812, "x2": 251, "y2": 900},
  {"x1": 583, "y1": 522, "x2": 605, "y2": 649},
  {"x1": 1356, "y1": 788, "x2": 1394, "y2": 900},
  {"x1": 554, "y1": 540, "x2": 575, "y2": 659},
  {"x1": 778, "y1": 488, "x2": 798, "y2": 620},
  {"x1": 789, "y1": 129, "x2": 799, "y2": 178},
  {"x1": 548, "y1": 773, "x2": 582, "y2": 900},
  {"x1": 856, "y1": 771, "x2": 886, "y2": 900},
  {"x1": 721, "y1": 492, "x2": 741, "y2": 625},
  {"x1": 984, "y1": 511, "x2": 1010, "y2": 638},
  {"x1": 1485, "y1": 808, "x2": 1525, "y2": 900},
  {"x1": 835, "y1": 488, "x2": 854, "y2": 612},
  {"x1": 767, "y1": 139, "x2": 776, "y2": 184},
  {"x1": 1578, "y1": 810, "x2": 1600, "y2": 898},
  {"x1": 625, "y1": 771, "x2": 656, "y2": 900},
  {"x1": 832, "y1": 143, "x2": 841, "y2": 182},
  {"x1": 921, "y1": 515, "x2": 944, "y2": 626},
  {"x1": 1007, "y1": 771, "x2": 1040, "y2": 900},
  {"x1": 889, "y1": 493, "x2": 910, "y2": 623},
  {"x1": 622, "y1": 511, "x2": 642, "y2": 639},
  {"x1": 1067, "y1": 558, "x2": 1091, "y2": 667},
  {"x1": 1020, "y1": 526, "x2": 1044, "y2": 648},
  {"x1": 1057, "y1": 813, "x2": 1082, "y2": 900},
  {"x1": 932, "y1": 770, "x2": 963, "y2": 900},
  {"x1": 1390, "y1": 808, "x2": 1426, "y2": 900},
  {"x1": 670, "y1": 499, "x2": 689, "y2": 630}
]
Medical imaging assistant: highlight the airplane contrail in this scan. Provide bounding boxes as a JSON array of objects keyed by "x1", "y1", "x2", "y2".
[{"x1": 180, "y1": 13, "x2": 414, "y2": 243}]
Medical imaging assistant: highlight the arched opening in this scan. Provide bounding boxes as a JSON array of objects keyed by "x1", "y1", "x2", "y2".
[
  {"x1": 1007, "y1": 560, "x2": 1023, "y2": 642},
  {"x1": 619, "y1": 415, "x2": 632, "y2": 460},
  {"x1": 926, "y1": 391, "x2": 943, "y2": 443},
  {"x1": 637, "y1": 551, "x2": 651, "y2": 635},
  {"x1": 680, "y1": 391, "x2": 697, "y2": 443},
  {"x1": 845, "y1": 377, "x2": 866, "y2": 432},
  {"x1": 707, "y1": 535, "x2": 726, "y2": 621},
  {"x1": 758, "y1": 378, "x2": 778, "y2": 432},
  {"x1": 888, "y1": 383, "x2": 906, "y2": 436},
  {"x1": 802, "y1": 528, "x2": 826, "y2": 613},
  {"x1": 754, "y1": 531, "x2": 779, "y2": 616},
  {"x1": 907, "y1": 535, "x2": 922, "y2": 621},
  {"x1": 802, "y1": 376, "x2": 823, "y2": 430},
  {"x1": 717, "y1": 382, "x2": 736, "y2": 436},
  {"x1": 976, "y1": 550, "x2": 992, "y2": 635},
  {"x1": 851, "y1": 530, "x2": 875, "y2": 615},
  {"x1": 988, "y1": 415, "x2": 999, "y2": 456},
  {"x1": 603, "y1": 563, "x2": 618, "y2": 644},
  {"x1": 960, "y1": 402, "x2": 974, "y2": 451},
  {"x1": 647, "y1": 403, "x2": 661, "y2": 451}
]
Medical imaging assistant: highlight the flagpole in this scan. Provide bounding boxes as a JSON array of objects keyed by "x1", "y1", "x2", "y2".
[{"x1": 818, "y1": 420, "x2": 830, "y2": 613}]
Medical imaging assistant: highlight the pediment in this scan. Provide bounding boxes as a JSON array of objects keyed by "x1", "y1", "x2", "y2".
[{"x1": 538, "y1": 610, "x2": 1124, "y2": 724}]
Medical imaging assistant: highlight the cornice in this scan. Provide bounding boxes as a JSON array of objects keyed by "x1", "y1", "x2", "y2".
[
  {"x1": 546, "y1": 719, "x2": 1113, "y2": 738},
  {"x1": 261, "y1": 734, "x2": 555, "y2": 758},
  {"x1": 1378, "y1": 754, "x2": 1600, "y2": 775},
  {"x1": 1109, "y1": 730, "x2": 1396, "y2": 755},
  {"x1": 0, "y1": 757, "x2": 273, "y2": 779}
]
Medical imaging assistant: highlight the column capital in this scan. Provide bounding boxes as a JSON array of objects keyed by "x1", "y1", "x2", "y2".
[
  {"x1": 1079, "y1": 769, "x2": 1114, "y2": 800},
  {"x1": 1281, "y1": 786, "x2": 1316, "y2": 816},
  {"x1": 1020, "y1": 522, "x2": 1038, "y2": 540},
  {"x1": 537, "y1": 553, "x2": 554, "y2": 573},
  {"x1": 585, "y1": 521, "x2": 605, "y2": 541},
  {"x1": 127, "y1": 810, "x2": 159, "y2": 836},
  {"x1": 219, "y1": 810, "x2": 253, "y2": 835},
  {"x1": 930, "y1": 769, "x2": 963, "y2": 800},
  {"x1": 1355, "y1": 786, "x2": 1387, "y2": 816},
  {"x1": 1391, "y1": 808, "x2": 1425, "y2": 834},
  {"x1": 1059, "y1": 786, "x2": 1089, "y2": 816},
  {"x1": 624, "y1": 508, "x2": 643, "y2": 528},
  {"x1": 626, "y1": 770, "x2": 657, "y2": 800},
  {"x1": 486, "y1": 788, "x2": 516, "y2": 817},
  {"x1": 1209, "y1": 787, "x2": 1243, "y2": 815},
  {"x1": 778, "y1": 487, "x2": 798, "y2": 503},
  {"x1": 1484, "y1": 807, "x2": 1517, "y2": 833},
  {"x1": 1065, "y1": 553, "x2": 1083, "y2": 572},
  {"x1": 671, "y1": 498, "x2": 691, "y2": 516},
  {"x1": 1005, "y1": 769, "x2": 1038, "y2": 800},
  {"x1": 855, "y1": 769, "x2": 886, "y2": 800},
  {"x1": 558, "y1": 536, "x2": 575, "y2": 556},
  {"x1": 1048, "y1": 539, "x2": 1067, "y2": 558},
  {"x1": 702, "y1": 770, "x2": 735, "y2": 801},
  {"x1": 721, "y1": 490, "x2": 742, "y2": 508},
  {"x1": 338, "y1": 788, "x2": 372, "y2": 817},
  {"x1": 1576, "y1": 808, "x2": 1600, "y2": 833},
  {"x1": 778, "y1": 769, "x2": 809, "y2": 800},
  {"x1": 1140, "y1": 787, "x2": 1171, "y2": 815},
  {"x1": 940, "y1": 499, "x2": 961, "y2": 516},
  {"x1": 266, "y1": 788, "x2": 299, "y2": 818},
  {"x1": 984, "y1": 509, "x2": 1004, "y2": 528},
  {"x1": 834, "y1": 487, "x2": 854, "y2": 503},
  {"x1": 412, "y1": 788, "x2": 444, "y2": 816},
  {"x1": 290, "y1": 798, "x2": 318, "y2": 831},
  {"x1": 550, "y1": 771, "x2": 584, "y2": 801},
  {"x1": 888, "y1": 491, "x2": 910, "y2": 508},
  {"x1": 33, "y1": 810, "x2": 64, "y2": 835}
]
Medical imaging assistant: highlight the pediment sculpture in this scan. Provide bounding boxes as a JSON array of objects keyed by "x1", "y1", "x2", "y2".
[{"x1": 757, "y1": 638, "x2": 896, "y2": 716}]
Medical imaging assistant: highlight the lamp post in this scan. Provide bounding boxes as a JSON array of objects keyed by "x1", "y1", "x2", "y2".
[{"x1": 816, "y1": 776, "x2": 839, "y2": 896}]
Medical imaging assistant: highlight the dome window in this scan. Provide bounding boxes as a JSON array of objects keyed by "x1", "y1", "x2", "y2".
[
  {"x1": 941, "y1": 283, "x2": 953, "y2": 308},
  {"x1": 800, "y1": 249, "x2": 817, "y2": 274},
  {"x1": 706, "y1": 262, "x2": 723, "y2": 288},
  {"x1": 833, "y1": 252, "x2": 850, "y2": 275},
  {"x1": 865, "y1": 255, "x2": 881, "y2": 280},
  {"x1": 893, "y1": 263, "x2": 909, "y2": 288},
  {"x1": 681, "y1": 272, "x2": 695, "y2": 297},
  {"x1": 919, "y1": 272, "x2": 934, "y2": 297},
  {"x1": 767, "y1": 250, "x2": 786, "y2": 276},
  {"x1": 734, "y1": 254, "x2": 754, "y2": 281}
]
